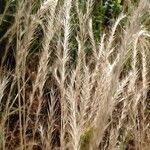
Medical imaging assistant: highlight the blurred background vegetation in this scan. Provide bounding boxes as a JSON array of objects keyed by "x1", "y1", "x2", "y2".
[
  {"x1": 0, "y1": 0, "x2": 146, "y2": 69},
  {"x1": 0, "y1": 0, "x2": 124, "y2": 71},
  {"x1": 0, "y1": 0, "x2": 122, "y2": 41}
]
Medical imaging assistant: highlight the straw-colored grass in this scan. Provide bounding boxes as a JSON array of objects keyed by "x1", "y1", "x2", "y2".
[{"x1": 0, "y1": 0, "x2": 150, "y2": 149}]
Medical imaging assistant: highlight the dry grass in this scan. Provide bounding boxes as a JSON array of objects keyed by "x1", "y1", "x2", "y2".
[{"x1": 0, "y1": 0, "x2": 150, "y2": 149}]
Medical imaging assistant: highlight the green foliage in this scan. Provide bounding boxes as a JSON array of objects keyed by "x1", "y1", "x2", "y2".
[
  {"x1": 69, "y1": 0, "x2": 122, "y2": 63},
  {"x1": 93, "y1": 0, "x2": 122, "y2": 39},
  {"x1": 80, "y1": 128, "x2": 93, "y2": 150}
]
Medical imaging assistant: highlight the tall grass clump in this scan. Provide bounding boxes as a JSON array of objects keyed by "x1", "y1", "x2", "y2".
[{"x1": 0, "y1": 0, "x2": 150, "y2": 149}]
